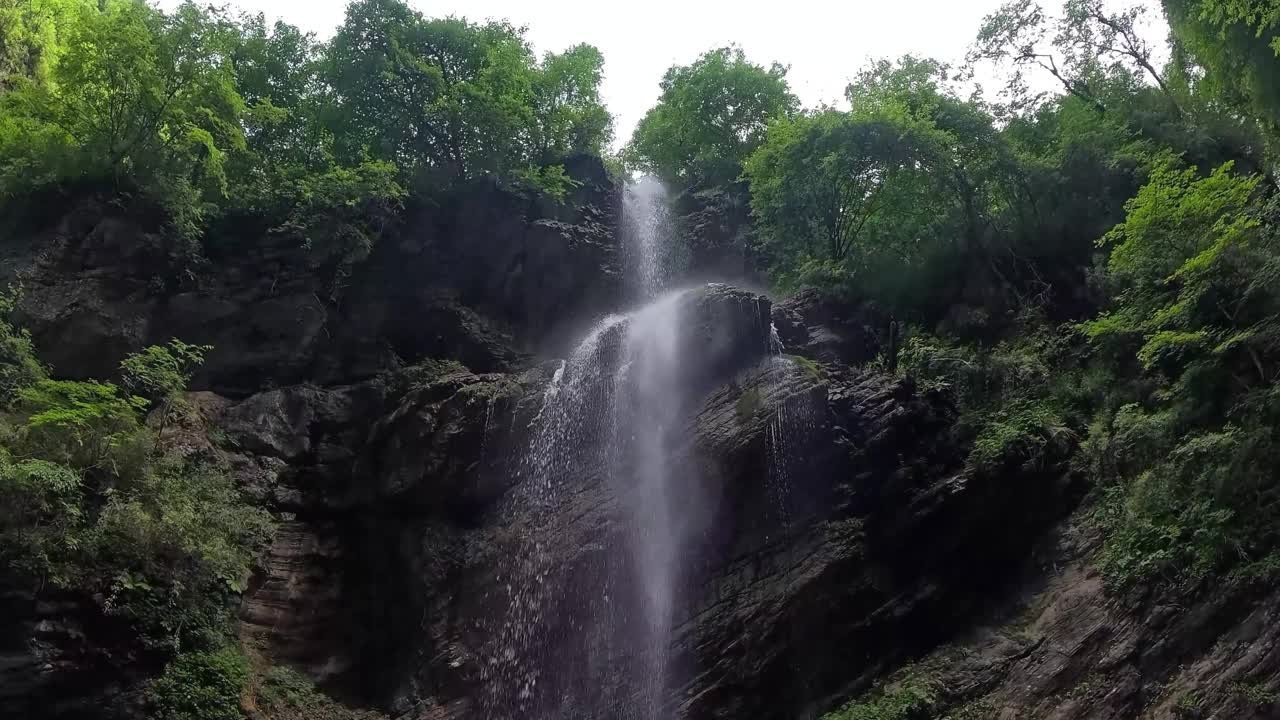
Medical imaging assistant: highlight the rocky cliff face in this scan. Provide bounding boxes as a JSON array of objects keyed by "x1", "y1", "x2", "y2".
[{"x1": 4, "y1": 162, "x2": 1280, "y2": 720}]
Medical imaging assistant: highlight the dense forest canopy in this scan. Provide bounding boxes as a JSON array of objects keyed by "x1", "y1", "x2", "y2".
[
  {"x1": 4, "y1": 0, "x2": 1280, "y2": 717},
  {"x1": 0, "y1": 0, "x2": 614, "y2": 259}
]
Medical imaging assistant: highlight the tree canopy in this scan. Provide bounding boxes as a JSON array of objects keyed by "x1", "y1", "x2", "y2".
[
  {"x1": 0, "y1": 0, "x2": 613, "y2": 251},
  {"x1": 625, "y1": 46, "x2": 797, "y2": 188}
]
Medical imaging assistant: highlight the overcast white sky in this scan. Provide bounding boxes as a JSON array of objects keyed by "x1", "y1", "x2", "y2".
[{"x1": 159, "y1": 0, "x2": 1169, "y2": 147}]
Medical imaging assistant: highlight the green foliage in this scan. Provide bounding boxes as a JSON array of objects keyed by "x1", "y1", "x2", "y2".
[
  {"x1": 1229, "y1": 680, "x2": 1278, "y2": 707},
  {"x1": 532, "y1": 44, "x2": 613, "y2": 161},
  {"x1": 0, "y1": 455, "x2": 82, "y2": 582},
  {"x1": 325, "y1": 0, "x2": 611, "y2": 191},
  {"x1": 1174, "y1": 690, "x2": 1205, "y2": 715},
  {"x1": 268, "y1": 160, "x2": 405, "y2": 267},
  {"x1": 735, "y1": 386, "x2": 762, "y2": 423},
  {"x1": 0, "y1": 327, "x2": 273, "y2": 658},
  {"x1": 1164, "y1": 0, "x2": 1280, "y2": 139},
  {"x1": 746, "y1": 111, "x2": 934, "y2": 264},
  {"x1": 970, "y1": 398, "x2": 1072, "y2": 470},
  {"x1": 899, "y1": 320, "x2": 1080, "y2": 471},
  {"x1": 255, "y1": 665, "x2": 388, "y2": 720},
  {"x1": 626, "y1": 46, "x2": 797, "y2": 187},
  {"x1": 784, "y1": 354, "x2": 823, "y2": 378},
  {"x1": 1082, "y1": 159, "x2": 1280, "y2": 590},
  {"x1": 0, "y1": 0, "x2": 80, "y2": 89},
  {"x1": 941, "y1": 698, "x2": 998, "y2": 720},
  {"x1": 744, "y1": 57, "x2": 1024, "y2": 316},
  {"x1": 0, "y1": 0, "x2": 612, "y2": 262},
  {"x1": 92, "y1": 454, "x2": 274, "y2": 649},
  {"x1": 0, "y1": 287, "x2": 45, "y2": 405},
  {"x1": 15, "y1": 379, "x2": 150, "y2": 472},
  {"x1": 822, "y1": 679, "x2": 938, "y2": 720},
  {"x1": 0, "y1": 0, "x2": 247, "y2": 245},
  {"x1": 149, "y1": 646, "x2": 249, "y2": 720},
  {"x1": 121, "y1": 339, "x2": 211, "y2": 414}
]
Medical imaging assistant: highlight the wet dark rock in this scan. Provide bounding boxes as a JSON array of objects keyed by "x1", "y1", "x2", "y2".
[
  {"x1": 0, "y1": 589, "x2": 147, "y2": 720},
  {"x1": 772, "y1": 289, "x2": 888, "y2": 366},
  {"x1": 672, "y1": 185, "x2": 762, "y2": 286},
  {"x1": 201, "y1": 321, "x2": 1070, "y2": 720}
]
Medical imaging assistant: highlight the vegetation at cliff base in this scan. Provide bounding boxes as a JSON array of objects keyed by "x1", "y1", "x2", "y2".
[{"x1": 0, "y1": 300, "x2": 272, "y2": 713}]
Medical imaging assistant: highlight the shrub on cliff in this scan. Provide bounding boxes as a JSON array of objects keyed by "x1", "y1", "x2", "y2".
[
  {"x1": 0, "y1": 330, "x2": 274, "y2": 653},
  {"x1": 1082, "y1": 158, "x2": 1280, "y2": 590},
  {"x1": 150, "y1": 647, "x2": 250, "y2": 720},
  {"x1": 823, "y1": 678, "x2": 937, "y2": 720},
  {"x1": 0, "y1": 288, "x2": 44, "y2": 405}
]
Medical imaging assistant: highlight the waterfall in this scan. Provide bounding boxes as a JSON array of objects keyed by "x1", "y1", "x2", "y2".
[
  {"x1": 622, "y1": 177, "x2": 680, "y2": 301},
  {"x1": 610, "y1": 289, "x2": 688, "y2": 717},
  {"x1": 478, "y1": 177, "x2": 818, "y2": 719},
  {"x1": 483, "y1": 178, "x2": 699, "y2": 719}
]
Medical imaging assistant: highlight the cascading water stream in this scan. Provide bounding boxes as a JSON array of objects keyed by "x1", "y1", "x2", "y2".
[
  {"x1": 623, "y1": 176, "x2": 678, "y2": 301},
  {"x1": 480, "y1": 176, "x2": 824, "y2": 720},
  {"x1": 483, "y1": 177, "x2": 695, "y2": 719}
]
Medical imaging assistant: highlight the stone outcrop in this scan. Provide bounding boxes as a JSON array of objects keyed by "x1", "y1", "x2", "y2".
[
  {"x1": 671, "y1": 185, "x2": 761, "y2": 287},
  {"x1": 771, "y1": 289, "x2": 888, "y2": 367}
]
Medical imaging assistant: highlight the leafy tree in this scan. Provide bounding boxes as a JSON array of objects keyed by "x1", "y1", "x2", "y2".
[
  {"x1": 1085, "y1": 156, "x2": 1264, "y2": 382},
  {"x1": 1078, "y1": 155, "x2": 1280, "y2": 587},
  {"x1": 231, "y1": 12, "x2": 323, "y2": 167},
  {"x1": 1, "y1": 327, "x2": 274, "y2": 652},
  {"x1": 326, "y1": 0, "x2": 609, "y2": 192},
  {"x1": 745, "y1": 112, "x2": 936, "y2": 264},
  {"x1": 746, "y1": 57, "x2": 1026, "y2": 319},
  {"x1": 208, "y1": 12, "x2": 408, "y2": 267},
  {"x1": 92, "y1": 453, "x2": 273, "y2": 649},
  {"x1": 0, "y1": 287, "x2": 45, "y2": 405},
  {"x1": 15, "y1": 379, "x2": 150, "y2": 472},
  {"x1": 532, "y1": 43, "x2": 613, "y2": 161},
  {"x1": 271, "y1": 161, "x2": 404, "y2": 262},
  {"x1": 0, "y1": 0, "x2": 79, "y2": 89},
  {"x1": 969, "y1": 0, "x2": 1176, "y2": 114},
  {"x1": 1163, "y1": 0, "x2": 1280, "y2": 137},
  {"x1": 626, "y1": 46, "x2": 798, "y2": 187},
  {"x1": 0, "y1": 455, "x2": 82, "y2": 582},
  {"x1": 0, "y1": 0, "x2": 247, "y2": 242}
]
